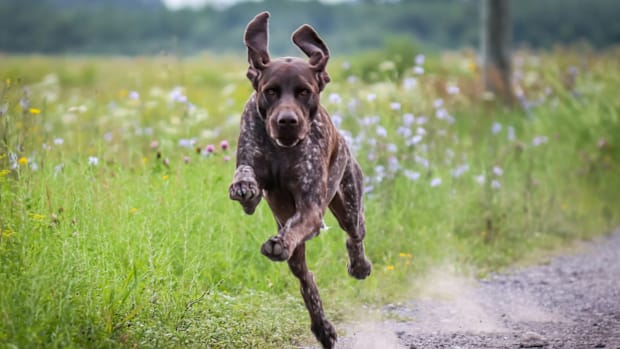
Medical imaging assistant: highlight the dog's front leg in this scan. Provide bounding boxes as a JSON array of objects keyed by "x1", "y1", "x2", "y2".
[
  {"x1": 229, "y1": 165, "x2": 262, "y2": 215},
  {"x1": 261, "y1": 201, "x2": 323, "y2": 262},
  {"x1": 288, "y1": 243, "x2": 337, "y2": 349}
]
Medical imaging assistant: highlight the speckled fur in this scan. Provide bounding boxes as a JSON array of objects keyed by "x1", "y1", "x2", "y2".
[{"x1": 229, "y1": 12, "x2": 371, "y2": 349}]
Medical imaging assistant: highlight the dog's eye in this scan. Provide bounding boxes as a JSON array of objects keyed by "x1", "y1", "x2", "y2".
[
  {"x1": 296, "y1": 88, "x2": 310, "y2": 98},
  {"x1": 264, "y1": 88, "x2": 278, "y2": 97}
]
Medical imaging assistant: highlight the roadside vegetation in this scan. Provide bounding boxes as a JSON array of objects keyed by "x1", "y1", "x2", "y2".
[{"x1": 1, "y1": 47, "x2": 619, "y2": 347}]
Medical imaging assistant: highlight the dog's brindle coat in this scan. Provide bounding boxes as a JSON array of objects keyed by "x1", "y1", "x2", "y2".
[{"x1": 229, "y1": 12, "x2": 372, "y2": 349}]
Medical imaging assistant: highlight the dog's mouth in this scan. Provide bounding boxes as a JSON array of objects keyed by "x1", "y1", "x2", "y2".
[{"x1": 275, "y1": 137, "x2": 301, "y2": 148}]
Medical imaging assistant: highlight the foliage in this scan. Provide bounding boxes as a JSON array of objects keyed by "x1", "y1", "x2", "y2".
[
  {"x1": 1, "y1": 48, "x2": 619, "y2": 348},
  {"x1": 1, "y1": 0, "x2": 620, "y2": 55}
]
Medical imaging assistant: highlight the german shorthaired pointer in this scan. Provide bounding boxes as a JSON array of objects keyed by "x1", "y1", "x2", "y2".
[{"x1": 229, "y1": 12, "x2": 372, "y2": 348}]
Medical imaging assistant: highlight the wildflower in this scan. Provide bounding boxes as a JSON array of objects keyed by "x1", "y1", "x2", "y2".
[
  {"x1": 88, "y1": 156, "x2": 99, "y2": 166},
  {"x1": 366, "y1": 93, "x2": 377, "y2": 102},
  {"x1": 0, "y1": 169, "x2": 10, "y2": 177},
  {"x1": 416, "y1": 116, "x2": 428, "y2": 125},
  {"x1": 414, "y1": 155, "x2": 429, "y2": 168},
  {"x1": 388, "y1": 156, "x2": 400, "y2": 172},
  {"x1": 415, "y1": 54, "x2": 425, "y2": 66},
  {"x1": 397, "y1": 126, "x2": 412, "y2": 138},
  {"x1": 446, "y1": 85, "x2": 460, "y2": 95},
  {"x1": 150, "y1": 140, "x2": 159, "y2": 149},
  {"x1": 430, "y1": 177, "x2": 442, "y2": 187},
  {"x1": 399, "y1": 252, "x2": 413, "y2": 259},
  {"x1": 332, "y1": 114, "x2": 342, "y2": 127},
  {"x1": 163, "y1": 175, "x2": 169, "y2": 180},
  {"x1": 163, "y1": 158, "x2": 170, "y2": 166},
  {"x1": 103, "y1": 132, "x2": 113, "y2": 142},
  {"x1": 386, "y1": 265, "x2": 395, "y2": 271},
  {"x1": 347, "y1": 75, "x2": 357, "y2": 84},
  {"x1": 403, "y1": 77, "x2": 417, "y2": 90},
  {"x1": 18, "y1": 157, "x2": 28, "y2": 166},
  {"x1": 54, "y1": 138, "x2": 64, "y2": 145},
  {"x1": 491, "y1": 180, "x2": 501, "y2": 189},
  {"x1": 223, "y1": 156, "x2": 231, "y2": 162},
  {"x1": 404, "y1": 170, "x2": 420, "y2": 181},
  {"x1": 129, "y1": 91, "x2": 140, "y2": 100},
  {"x1": 329, "y1": 93, "x2": 342, "y2": 104},
  {"x1": 220, "y1": 140, "x2": 229, "y2": 151},
  {"x1": 452, "y1": 164, "x2": 470, "y2": 178},
  {"x1": 205, "y1": 144, "x2": 215, "y2": 153},
  {"x1": 403, "y1": 113, "x2": 415, "y2": 126},
  {"x1": 532, "y1": 136, "x2": 548, "y2": 146},
  {"x1": 179, "y1": 138, "x2": 196, "y2": 148},
  {"x1": 416, "y1": 127, "x2": 427, "y2": 135},
  {"x1": 492, "y1": 166, "x2": 503, "y2": 176},
  {"x1": 434, "y1": 99, "x2": 444, "y2": 109},
  {"x1": 183, "y1": 156, "x2": 190, "y2": 164},
  {"x1": 387, "y1": 143, "x2": 398, "y2": 153},
  {"x1": 390, "y1": 102, "x2": 401, "y2": 110},
  {"x1": 436, "y1": 108, "x2": 448, "y2": 120},
  {"x1": 492, "y1": 122, "x2": 502, "y2": 135},
  {"x1": 341, "y1": 61, "x2": 351, "y2": 70},
  {"x1": 507, "y1": 126, "x2": 516, "y2": 141},
  {"x1": 413, "y1": 66, "x2": 424, "y2": 75},
  {"x1": 129, "y1": 208, "x2": 138, "y2": 214},
  {"x1": 475, "y1": 174, "x2": 485, "y2": 184},
  {"x1": 376, "y1": 126, "x2": 387, "y2": 137},
  {"x1": 29, "y1": 108, "x2": 41, "y2": 115}
]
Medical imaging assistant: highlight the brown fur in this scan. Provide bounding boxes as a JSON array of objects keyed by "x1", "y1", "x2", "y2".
[{"x1": 228, "y1": 12, "x2": 372, "y2": 348}]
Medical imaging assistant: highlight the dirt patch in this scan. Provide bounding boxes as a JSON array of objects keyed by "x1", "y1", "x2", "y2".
[{"x1": 335, "y1": 229, "x2": 620, "y2": 349}]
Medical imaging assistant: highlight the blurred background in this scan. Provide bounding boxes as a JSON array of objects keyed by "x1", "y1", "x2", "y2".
[{"x1": 1, "y1": 0, "x2": 619, "y2": 56}]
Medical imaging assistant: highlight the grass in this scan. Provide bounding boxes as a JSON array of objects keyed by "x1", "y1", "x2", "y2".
[{"x1": 1, "y1": 48, "x2": 619, "y2": 348}]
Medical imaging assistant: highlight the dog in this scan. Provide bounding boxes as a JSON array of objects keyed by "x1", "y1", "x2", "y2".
[{"x1": 228, "y1": 12, "x2": 372, "y2": 349}]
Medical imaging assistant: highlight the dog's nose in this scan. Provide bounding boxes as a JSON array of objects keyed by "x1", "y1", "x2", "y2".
[{"x1": 277, "y1": 112, "x2": 298, "y2": 126}]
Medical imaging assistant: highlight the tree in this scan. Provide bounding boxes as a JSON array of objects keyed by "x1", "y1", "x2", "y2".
[{"x1": 481, "y1": 0, "x2": 514, "y2": 104}]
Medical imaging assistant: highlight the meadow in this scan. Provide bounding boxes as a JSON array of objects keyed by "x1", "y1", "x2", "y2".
[{"x1": 1, "y1": 47, "x2": 619, "y2": 348}]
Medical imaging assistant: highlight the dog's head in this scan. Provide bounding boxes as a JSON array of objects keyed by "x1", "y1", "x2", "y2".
[{"x1": 244, "y1": 12, "x2": 330, "y2": 148}]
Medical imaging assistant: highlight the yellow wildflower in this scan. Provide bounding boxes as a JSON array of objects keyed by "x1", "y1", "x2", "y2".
[
  {"x1": 398, "y1": 252, "x2": 413, "y2": 259},
  {"x1": 142, "y1": 157, "x2": 148, "y2": 164},
  {"x1": 162, "y1": 175, "x2": 169, "y2": 181},
  {"x1": 29, "y1": 108, "x2": 41, "y2": 115},
  {"x1": 129, "y1": 207, "x2": 138, "y2": 214},
  {"x1": 386, "y1": 265, "x2": 395, "y2": 271},
  {"x1": 0, "y1": 169, "x2": 10, "y2": 177},
  {"x1": 5, "y1": 78, "x2": 10, "y2": 87},
  {"x1": 29, "y1": 213, "x2": 46, "y2": 221},
  {"x1": 1, "y1": 229, "x2": 15, "y2": 238},
  {"x1": 18, "y1": 157, "x2": 28, "y2": 166}
]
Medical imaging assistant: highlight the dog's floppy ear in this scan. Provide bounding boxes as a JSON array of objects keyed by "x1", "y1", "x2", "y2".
[
  {"x1": 292, "y1": 24, "x2": 331, "y2": 91},
  {"x1": 244, "y1": 12, "x2": 271, "y2": 89}
]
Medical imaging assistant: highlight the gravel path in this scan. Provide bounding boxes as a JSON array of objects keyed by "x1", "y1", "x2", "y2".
[{"x1": 337, "y1": 229, "x2": 620, "y2": 349}]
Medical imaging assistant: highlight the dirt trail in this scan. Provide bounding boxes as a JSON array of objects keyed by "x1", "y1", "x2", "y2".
[{"x1": 336, "y1": 229, "x2": 620, "y2": 349}]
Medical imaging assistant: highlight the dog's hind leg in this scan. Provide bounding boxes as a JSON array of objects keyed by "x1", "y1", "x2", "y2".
[
  {"x1": 288, "y1": 243, "x2": 337, "y2": 349},
  {"x1": 328, "y1": 160, "x2": 372, "y2": 280}
]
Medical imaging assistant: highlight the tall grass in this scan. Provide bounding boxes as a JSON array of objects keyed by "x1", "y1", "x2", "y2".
[{"x1": 1, "y1": 49, "x2": 619, "y2": 348}]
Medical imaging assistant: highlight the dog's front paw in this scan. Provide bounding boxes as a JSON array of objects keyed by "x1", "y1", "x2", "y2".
[
  {"x1": 260, "y1": 236, "x2": 291, "y2": 261},
  {"x1": 311, "y1": 320, "x2": 337, "y2": 349},
  {"x1": 348, "y1": 257, "x2": 372, "y2": 280},
  {"x1": 229, "y1": 179, "x2": 261, "y2": 214}
]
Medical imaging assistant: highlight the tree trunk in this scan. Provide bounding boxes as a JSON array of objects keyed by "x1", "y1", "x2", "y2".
[{"x1": 481, "y1": 0, "x2": 513, "y2": 104}]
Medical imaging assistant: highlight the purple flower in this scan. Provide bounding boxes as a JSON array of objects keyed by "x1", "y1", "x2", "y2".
[
  {"x1": 205, "y1": 144, "x2": 215, "y2": 153},
  {"x1": 220, "y1": 140, "x2": 229, "y2": 151},
  {"x1": 129, "y1": 91, "x2": 140, "y2": 100}
]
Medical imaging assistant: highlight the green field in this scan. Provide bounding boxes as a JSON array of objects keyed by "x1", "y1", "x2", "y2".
[{"x1": 1, "y1": 49, "x2": 619, "y2": 348}]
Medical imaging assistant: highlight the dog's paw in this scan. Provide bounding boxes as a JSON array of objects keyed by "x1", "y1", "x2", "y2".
[
  {"x1": 347, "y1": 257, "x2": 372, "y2": 280},
  {"x1": 260, "y1": 236, "x2": 290, "y2": 261},
  {"x1": 311, "y1": 320, "x2": 337, "y2": 349},
  {"x1": 229, "y1": 179, "x2": 261, "y2": 214}
]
